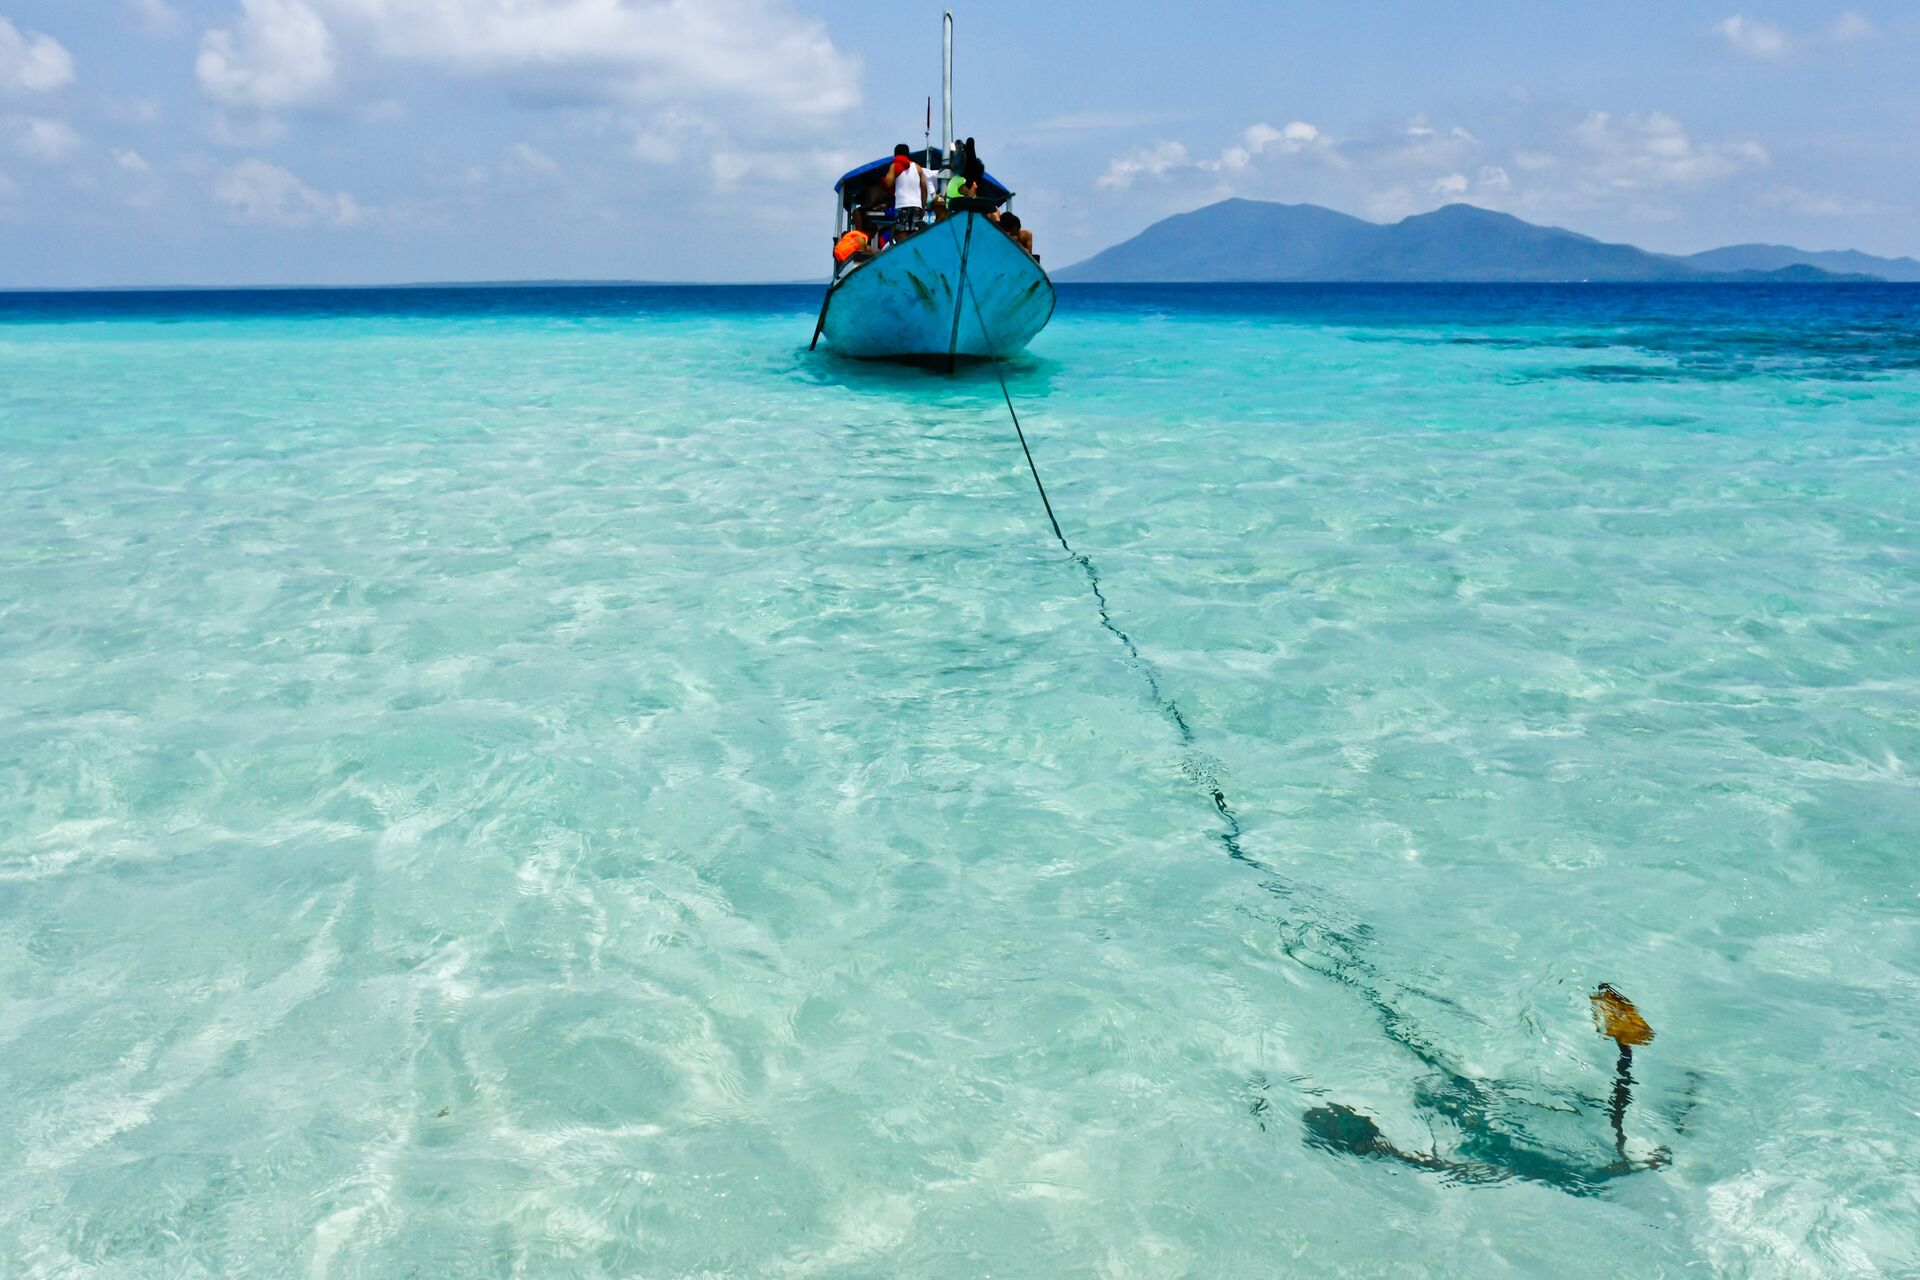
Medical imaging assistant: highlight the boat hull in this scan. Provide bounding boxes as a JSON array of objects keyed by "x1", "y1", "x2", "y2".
[{"x1": 818, "y1": 212, "x2": 1054, "y2": 361}]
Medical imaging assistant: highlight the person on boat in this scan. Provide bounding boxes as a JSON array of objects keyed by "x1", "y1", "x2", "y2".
[
  {"x1": 833, "y1": 215, "x2": 874, "y2": 268},
  {"x1": 998, "y1": 209, "x2": 1035, "y2": 257},
  {"x1": 847, "y1": 178, "x2": 889, "y2": 245},
  {"x1": 889, "y1": 143, "x2": 929, "y2": 235},
  {"x1": 947, "y1": 152, "x2": 983, "y2": 203}
]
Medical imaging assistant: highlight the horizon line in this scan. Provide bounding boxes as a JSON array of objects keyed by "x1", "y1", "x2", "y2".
[{"x1": 5, "y1": 278, "x2": 1917, "y2": 295}]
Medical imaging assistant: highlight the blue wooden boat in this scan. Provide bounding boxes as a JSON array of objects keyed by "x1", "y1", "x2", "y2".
[{"x1": 810, "y1": 14, "x2": 1054, "y2": 366}]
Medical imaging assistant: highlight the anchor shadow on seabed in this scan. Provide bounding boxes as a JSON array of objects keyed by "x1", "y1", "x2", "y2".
[{"x1": 1296, "y1": 984, "x2": 1680, "y2": 1196}]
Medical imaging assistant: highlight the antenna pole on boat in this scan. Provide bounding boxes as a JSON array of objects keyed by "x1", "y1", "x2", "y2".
[{"x1": 942, "y1": 11, "x2": 953, "y2": 168}]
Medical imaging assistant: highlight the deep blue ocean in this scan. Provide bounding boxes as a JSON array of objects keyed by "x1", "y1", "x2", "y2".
[{"x1": 3, "y1": 283, "x2": 1917, "y2": 1277}]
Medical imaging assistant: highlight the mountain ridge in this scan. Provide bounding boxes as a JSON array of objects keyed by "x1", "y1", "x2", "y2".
[
  {"x1": 1678, "y1": 243, "x2": 1920, "y2": 282},
  {"x1": 1058, "y1": 200, "x2": 1899, "y2": 283}
]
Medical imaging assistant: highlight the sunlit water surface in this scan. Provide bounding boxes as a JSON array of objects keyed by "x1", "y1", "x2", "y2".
[{"x1": 3, "y1": 284, "x2": 1918, "y2": 1277}]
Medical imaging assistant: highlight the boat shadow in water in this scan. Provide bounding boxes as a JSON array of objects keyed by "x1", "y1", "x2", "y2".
[{"x1": 789, "y1": 344, "x2": 1066, "y2": 400}]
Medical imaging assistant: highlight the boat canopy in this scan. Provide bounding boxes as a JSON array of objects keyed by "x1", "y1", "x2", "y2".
[{"x1": 833, "y1": 149, "x2": 1012, "y2": 209}]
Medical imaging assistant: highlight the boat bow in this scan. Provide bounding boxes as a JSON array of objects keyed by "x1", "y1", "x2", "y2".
[{"x1": 817, "y1": 212, "x2": 1055, "y2": 362}]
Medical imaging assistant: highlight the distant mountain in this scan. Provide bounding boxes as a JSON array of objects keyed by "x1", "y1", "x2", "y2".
[
  {"x1": 1680, "y1": 243, "x2": 1920, "y2": 282},
  {"x1": 1058, "y1": 200, "x2": 1886, "y2": 283}
]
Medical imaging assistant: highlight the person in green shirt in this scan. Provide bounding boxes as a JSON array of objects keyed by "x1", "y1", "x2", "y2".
[{"x1": 948, "y1": 152, "x2": 984, "y2": 202}]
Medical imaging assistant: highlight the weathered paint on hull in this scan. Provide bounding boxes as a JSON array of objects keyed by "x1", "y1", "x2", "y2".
[{"x1": 818, "y1": 212, "x2": 1054, "y2": 360}]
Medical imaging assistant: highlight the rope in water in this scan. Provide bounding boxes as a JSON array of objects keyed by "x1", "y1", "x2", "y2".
[
  {"x1": 962, "y1": 272, "x2": 1250, "y2": 864},
  {"x1": 956, "y1": 264, "x2": 1664, "y2": 1192}
]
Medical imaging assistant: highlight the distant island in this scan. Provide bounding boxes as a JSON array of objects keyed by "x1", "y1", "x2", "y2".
[{"x1": 1059, "y1": 200, "x2": 1920, "y2": 284}]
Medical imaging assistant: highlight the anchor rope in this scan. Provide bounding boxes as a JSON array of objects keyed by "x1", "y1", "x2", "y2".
[
  {"x1": 955, "y1": 263, "x2": 1661, "y2": 1192},
  {"x1": 962, "y1": 271, "x2": 1248, "y2": 863}
]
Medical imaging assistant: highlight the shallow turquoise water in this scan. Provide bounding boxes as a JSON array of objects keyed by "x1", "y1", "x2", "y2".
[{"x1": 3, "y1": 285, "x2": 1918, "y2": 1277}]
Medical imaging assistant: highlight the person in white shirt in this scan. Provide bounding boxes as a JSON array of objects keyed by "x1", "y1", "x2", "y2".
[{"x1": 888, "y1": 143, "x2": 928, "y2": 236}]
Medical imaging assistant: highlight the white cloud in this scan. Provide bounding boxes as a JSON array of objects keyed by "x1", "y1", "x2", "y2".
[
  {"x1": 1403, "y1": 119, "x2": 1477, "y2": 147},
  {"x1": 1379, "y1": 118, "x2": 1480, "y2": 172},
  {"x1": 1090, "y1": 107, "x2": 1773, "y2": 235},
  {"x1": 510, "y1": 142, "x2": 560, "y2": 176},
  {"x1": 710, "y1": 144, "x2": 851, "y2": 192},
  {"x1": 213, "y1": 157, "x2": 363, "y2": 226},
  {"x1": 1109, "y1": 120, "x2": 1332, "y2": 185},
  {"x1": 128, "y1": 0, "x2": 185, "y2": 29},
  {"x1": 1828, "y1": 11, "x2": 1875, "y2": 42},
  {"x1": 112, "y1": 147, "x2": 153, "y2": 173},
  {"x1": 0, "y1": 17, "x2": 76, "y2": 95},
  {"x1": 1364, "y1": 185, "x2": 1418, "y2": 222},
  {"x1": 187, "y1": 0, "x2": 859, "y2": 169},
  {"x1": 1716, "y1": 11, "x2": 1877, "y2": 60},
  {"x1": 105, "y1": 97, "x2": 164, "y2": 125},
  {"x1": 1424, "y1": 164, "x2": 1511, "y2": 204},
  {"x1": 1216, "y1": 120, "x2": 1327, "y2": 169},
  {"x1": 1096, "y1": 140, "x2": 1189, "y2": 190},
  {"x1": 1023, "y1": 110, "x2": 1174, "y2": 136},
  {"x1": 1763, "y1": 185, "x2": 1893, "y2": 217},
  {"x1": 622, "y1": 106, "x2": 721, "y2": 165},
  {"x1": 1209, "y1": 125, "x2": 1271, "y2": 173},
  {"x1": 1716, "y1": 15, "x2": 1791, "y2": 60},
  {"x1": 1247, "y1": 121, "x2": 1322, "y2": 153},
  {"x1": 319, "y1": 0, "x2": 858, "y2": 119},
  {"x1": 198, "y1": 0, "x2": 337, "y2": 109},
  {"x1": 16, "y1": 116, "x2": 82, "y2": 162},
  {"x1": 1576, "y1": 111, "x2": 1768, "y2": 188},
  {"x1": 208, "y1": 110, "x2": 291, "y2": 148}
]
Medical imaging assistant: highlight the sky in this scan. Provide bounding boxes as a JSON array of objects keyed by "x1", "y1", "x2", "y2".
[{"x1": 0, "y1": 1, "x2": 1915, "y2": 286}]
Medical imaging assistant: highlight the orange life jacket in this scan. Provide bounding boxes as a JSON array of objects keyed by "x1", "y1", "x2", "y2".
[{"x1": 833, "y1": 229, "x2": 870, "y2": 263}]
